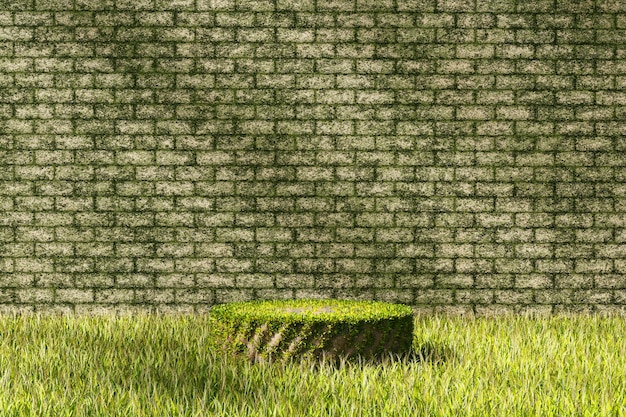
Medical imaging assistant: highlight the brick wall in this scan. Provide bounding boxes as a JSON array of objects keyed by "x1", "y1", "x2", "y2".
[{"x1": 1, "y1": 0, "x2": 626, "y2": 315}]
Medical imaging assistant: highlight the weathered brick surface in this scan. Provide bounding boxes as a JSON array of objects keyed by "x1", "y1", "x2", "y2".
[{"x1": 1, "y1": 0, "x2": 626, "y2": 315}]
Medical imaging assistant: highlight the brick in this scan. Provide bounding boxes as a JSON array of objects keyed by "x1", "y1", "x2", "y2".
[
  {"x1": 412, "y1": 289, "x2": 453, "y2": 304},
  {"x1": 309, "y1": 0, "x2": 352, "y2": 11},
  {"x1": 196, "y1": 0, "x2": 233, "y2": 9},
  {"x1": 0, "y1": 273, "x2": 33, "y2": 288},
  {"x1": 456, "y1": 289, "x2": 493, "y2": 304},
  {"x1": 494, "y1": 290, "x2": 533, "y2": 304},
  {"x1": 474, "y1": 274, "x2": 513, "y2": 289},
  {"x1": 0, "y1": 241, "x2": 32, "y2": 257},
  {"x1": 391, "y1": 0, "x2": 433, "y2": 10},
  {"x1": 275, "y1": 0, "x2": 314, "y2": 10}
]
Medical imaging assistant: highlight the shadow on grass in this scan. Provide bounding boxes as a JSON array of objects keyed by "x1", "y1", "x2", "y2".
[
  {"x1": 409, "y1": 341, "x2": 457, "y2": 365},
  {"x1": 264, "y1": 340, "x2": 459, "y2": 370},
  {"x1": 140, "y1": 335, "x2": 458, "y2": 407}
]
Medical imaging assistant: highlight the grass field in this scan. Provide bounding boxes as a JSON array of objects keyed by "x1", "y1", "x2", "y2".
[{"x1": 0, "y1": 313, "x2": 622, "y2": 416}]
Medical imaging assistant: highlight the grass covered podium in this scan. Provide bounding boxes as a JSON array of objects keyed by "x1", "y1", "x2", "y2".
[{"x1": 209, "y1": 299, "x2": 414, "y2": 364}]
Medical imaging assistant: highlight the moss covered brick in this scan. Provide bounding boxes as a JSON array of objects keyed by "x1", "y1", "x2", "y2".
[{"x1": 0, "y1": 0, "x2": 626, "y2": 316}]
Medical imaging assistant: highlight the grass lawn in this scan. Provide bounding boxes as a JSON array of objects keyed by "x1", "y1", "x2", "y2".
[{"x1": 0, "y1": 313, "x2": 622, "y2": 416}]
